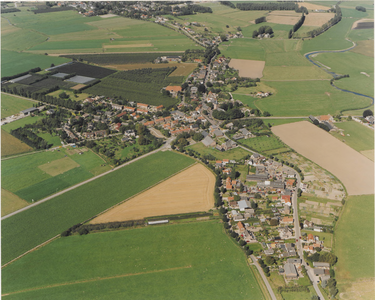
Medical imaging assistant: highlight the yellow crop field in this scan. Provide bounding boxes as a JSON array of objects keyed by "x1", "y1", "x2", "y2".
[
  {"x1": 91, "y1": 163, "x2": 215, "y2": 223},
  {"x1": 1, "y1": 129, "x2": 33, "y2": 157},
  {"x1": 1, "y1": 188, "x2": 29, "y2": 217}
]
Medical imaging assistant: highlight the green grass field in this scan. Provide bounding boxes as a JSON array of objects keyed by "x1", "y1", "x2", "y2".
[
  {"x1": 1, "y1": 130, "x2": 34, "y2": 157},
  {"x1": 330, "y1": 121, "x2": 374, "y2": 152},
  {"x1": 335, "y1": 195, "x2": 374, "y2": 286},
  {"x1": 1, "y1": 189, "x2": 29, "y2": 217},
  {"x1": 46, "y1": 89, "x2": 89, "y2": 101},
  {"x1": 1, "y1": 50, "x2": 70, "y2": 77},
  {"x1": 2, "y1": 221, "x2": 265, "y2": 299},
  {"x1": 1, "y1": 93, "x2": 35, "y2": 118},
  {"x1": 1, "y1": 151, "x2": 194, "y2": 264},
  {"x1": 187, "y1": 142, "x2": 251, "y2": 160},
  {"x1": 255, "y1": 81, "x2": 372, "y2": 116},
  {"x1": 313, "y1": 51, "x2": 374, "y2": 97},
  {"x1": 1, "y1": 115, "x2": 45, "y2": 133},
  {"x1": 238, "y1": 135, "x2": 289, "y2": 154},
  {"x1": 220, "y1": 38, "x2": 266, "y2": 60}
]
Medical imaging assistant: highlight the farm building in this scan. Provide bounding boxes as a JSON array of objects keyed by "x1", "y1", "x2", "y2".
[{"x1": 20, "y1": 107, "x2": 39, "y2": 116}]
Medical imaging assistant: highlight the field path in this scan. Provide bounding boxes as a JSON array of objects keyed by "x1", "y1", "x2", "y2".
[
  {"x1": 1, "y1": 138, "x2": 173, "y2": 220},
  {"x1": 2, "y1": 265, "x2": 192, "y2": 297}
]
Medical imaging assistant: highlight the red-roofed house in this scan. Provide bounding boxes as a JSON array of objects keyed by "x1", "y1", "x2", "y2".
[
  {"x1": 114, "y1": 122, "x2": 122, "y2": 131},
  {"x1": 124, "y1": 106, "x2": 135, "y2": 112},
  {"x1": 237, "y1": 222, "x2": 245, "y2": 233},
  {"x1": 137, "y1": 109, "x2": 148, "y2": 115},
  {"x1": 117, "y1": 111, "x2": 127, "y2": 118},
  {"x1": 144, "y1": 121, "x2": 155, "y2": 127},
  {"x1": 307, "y1": 233, "x2": 314, "y2": 243},
  {"x1": 156, "y1": 105, "x2": 164, "y2": 111},
  {"x1": 281, "y1": 216, "x2": 293, "y2": 225},
  {"x1": 137, "y1": 103, "x2": 149, "y2": 109},
  {"x1": 165, "y1": 86, "x2": 182, "y2": 97}
]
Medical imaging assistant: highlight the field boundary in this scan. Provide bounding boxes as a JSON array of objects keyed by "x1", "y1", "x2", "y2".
[{"x1": 2, "y1": 265, "x2": 192, "y2": 296}]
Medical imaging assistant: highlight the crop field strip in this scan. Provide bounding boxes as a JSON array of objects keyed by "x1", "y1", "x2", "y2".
[
  {"x1": 1, "y1": 151, "x2": 195, "y2": 264},
  {"x1": 2, "y1": 222, "x2": 265, "y2": 300}
]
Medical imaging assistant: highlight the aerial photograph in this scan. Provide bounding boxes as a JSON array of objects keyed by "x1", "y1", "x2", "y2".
[{"x1": 1, "y1": 0, "x2": 374, "y2": 299}]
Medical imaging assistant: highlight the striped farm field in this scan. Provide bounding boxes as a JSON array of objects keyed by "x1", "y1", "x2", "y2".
[
  {"x1": 1, "y1": 130, "x2": 33, "y2": 157},
  {"x1": 1, "y1": 221, "x2": 265, "y2": 299},
  {"x1": 1, "y1": 151, "x2": 194, "y2": 264}
]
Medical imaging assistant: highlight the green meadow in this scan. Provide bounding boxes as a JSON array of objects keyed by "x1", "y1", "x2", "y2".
[
  {"x1": 331, "y1": 121, "x2": 374, "y2": 152},
  {"x1": 335, "y1": 194, "x2": 374, "y2": 290},
  {"x1": 1, "y1": 93, "x2": 34, "y2": 118},
  {"x1": 2, "y1": 115, "x2": 46, "y2": 133},
  {"x1": 2, "y1": 221, "x2": 265, "y2": 300},
  {"x1": 1, "y1": 151, "x2": 194, "y2": 264},
  {"x1": 1, "y1": 147, "x2": 110, "y2": 203},
  {"x1": 255, "y1": 81, "x2": 372, "y2": 116},
  {"x1": 265, "y1": 118, "x2": 308, "y2": 127},
  {"x1": 238, "y1": 135, "x2": 289, "y2": 154}
]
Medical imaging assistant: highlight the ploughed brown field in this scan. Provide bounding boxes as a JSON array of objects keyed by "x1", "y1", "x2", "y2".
[
  {"x1": 91, "y1": 163, "x2": 215, "y2": 223},
  {"x1": 228, "y1": 59, "x2": 265, "y2": 78},
  {"x1": 272, "y1": 121, "x2": 374, "y2": 196}
]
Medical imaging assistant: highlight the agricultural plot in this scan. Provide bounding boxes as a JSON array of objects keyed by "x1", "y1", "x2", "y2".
[
  {"x1": 335, "y1": 194, "x2": 374, "y2": 299},
  {"x1": 85, "y1": 68, "x2": 182, "y2": 107},
  {"x1": 267, "y1": 11, "x2": 334, "y2": 27},
  {"x1": 255, "y1": 81, "x2": 372, "y2": 117},
  {"x1": 272, "y1": 121, "x2": 374, "y2": 195},
  {"x1": 1, "y1": 93, "x2": 34, "y2": 118},
  {"x1": 238, "y1": 135, "x2": 289, "y2": 155},
  {"x1": 330, "y1": 121, "x2": 374, "y2": 154},
  {"x1": 46, "y1": 89, "x2": 89, "y2": 101},
  {"x1": 1, "y1": 130, "x2": 33, "y2": 157},
  {"x1": 2, "y1": 115, "x2": 45, "y2": 133},
  {"x1": 265, "y1": 118, "x2": 308, "y2": 127},
  {"x1": 229, "y1": 59, "x2": 265, "y2": 78},
  {"x1": 350, "y1": 40, "x2": 374, "y2": 57},
  {"x1": 1, "y1": 151, "x2": 194, "y2": 264},
  {"x1": 1, "y1": 189, "x2": 29, "y2": 217},
  {"x1": 2, "y1": 221, "x2": 265, "y2": 300},
  {"x1": 1, "y1": 147, "x2": 110, "y2": 204},
  {"x1": 187, "y1": 142, "x2": 251, "y2": 160},
  {"x1": 313, "y1": 51, "x2": 374, "y2": 97},
  {"x1": 92, "y1": 164, "x2": 214, "y2": 223},
  {"x1": 220, "y1": 38, "x2": 266, "y2": 61},
  {"x1": 52, "y1": 62, "x2": 116, "y2": 79}
]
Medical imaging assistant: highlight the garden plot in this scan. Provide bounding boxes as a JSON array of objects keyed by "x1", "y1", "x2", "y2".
[
  {"x1": 52, "y1": 72, "x2": 69, "y2": 78},
  {"x1": 91, "y1": 164, "x2": 215, "y2": 223},
  {"x1": 229, "y1": 59, "x2": 265, "y2": 78},
  {"x1": 273, "y1": 121, "x2": 374, "y2": 196}
]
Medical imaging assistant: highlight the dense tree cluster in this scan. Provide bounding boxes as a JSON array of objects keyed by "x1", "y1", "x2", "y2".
[
  {"x1": 252, "y1": 25, "x2": 273, "y2": 38},
  {"x1": 363, "y1": 109, "x2": 373, "y2": 118},
  {"x1": 295, "y1": 6, "x2": 308, "y2": 14},
  {"x1": 355, "y1": 6, "x2": 366, "y2": 12},
  {"x1": 290, "y1": 13, "x2": 305, "y2": 37},
  {"x1": 237, "y1": 2, "x2": 297, "y2": 11},
  {"x1": 181, "y1": 49, "x2": 205, "y2": 62},
  {"x1": 176, "y1": 4, "x2": 212, "y2": 15},
  {"x1": 203, "y1": 47, "x2": 220, "y2": 65},
  {"x1": 220, "y1": 1, "x2": 235, "y2": 9},
  {"x1": 255, "y1": 16, "x2": 266, "y2": 24}
]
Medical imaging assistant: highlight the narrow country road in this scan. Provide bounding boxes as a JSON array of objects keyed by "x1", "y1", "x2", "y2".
[
  {"x1": 1, "y1": 138, "x2": 174, "y2": 220},
  {"x1": 250, "y1": 255, "x2": 277, "y2": 300}
]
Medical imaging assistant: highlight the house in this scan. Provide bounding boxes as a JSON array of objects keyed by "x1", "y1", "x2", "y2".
[
  {"x1": 237, "y1": 221, "x2": 245, "y2": 233},
  {"x1": 111, "y1": 104, "x2": 123, "y2": 110},
  {"x1": 284, "y1": 263, "x2": 298, "y2": 279},
  {"x1": 264, "y1": 249, "x2": 274, "y2": 255},
  {"x1": 124, "y1": 106, "x2": 136, "y2": 112},
  {"x1": 137, "y1": 103, "x2": 149, "y2": 110},
  {"x1": 307, "y1": 233, "x2": 315, "y2": 243},
  {"x1": 304, "y1": 220, "x2": 314, "y2": 228},
  {"x1": 137, "y1": 109, "x2": 148, "y2": 115},
  {"x1": 319, "y1": 115, "x2": 333, "y2": 122},
  {"x1": 165, "y1": 86, "x2": 182, "y2": 97},
  {"x1": 222, "y1": 140, "x2": 237, "y2": 151},
  {"x1": 238, "y1": 200, "x2": 251, "y2": 211},
  {"x1": 229, "y1": 201, "x2": 239, "y2": 209},
  {"x1": 304, "y1": 245, "x2": 315, "y2": 253},
  {"x1": 286, "y1": 179, "x2": 295, "y2": 188},
  {"x1": 156, "y1": 105, "x2": 164, "y2": 111},
  {"x1": 202, "y1": 136, "x2": 216, "y2": 147},
  {"x1": 113, "y1": 122, "x2": 122, "y2": 131},
  {"x1": 212, "y1": 129, "x2": 223, "y2": 137},
  {"x1": 313, "y1": 262, "x2": 330, "y2": 269},
  {"x1": 144, "y1": 120, "x2": 155, "y2": 127},
  {"x1": 281, "y1": 216, "x2": 293, "y2": 225}
]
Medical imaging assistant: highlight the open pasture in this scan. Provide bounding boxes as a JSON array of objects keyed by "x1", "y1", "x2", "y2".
[
  {"x1": 350, "y1": 40, "x2": 374, "y2": 57},
  {"x1": 229, "y1": 59, "x2": 265, "y2": 78},
  {"x1": 238, "y1": 135, "x2": 289, "y2": 154},
  {"x1": 1, "y1": 189, "x2": 29, "y2": 217},
  {"x1": 219, "y1": 39, "x2": 266, "y2": 61},
  {"x1": 38, "y1": 157, "x2": 80, "y2": 176},
  {"x1": 1, "y1": 130, "x2": 33, "y2": 157},
  {"x1": 2, "y1": 115, "x2": 45, "y2": 133},
  {"x1": 272, "y1": 121, "x2": 374, "y2": 195},
  {"x1": 1, "y1": 27, "x2": 47, "y2": 52},
  {"x1": 1, "y1": 93, "x2": 34, "y2": 118},
  {"x1": 255, "y1": 81, "x2": 372, "y2": 116},
  {"x1": 1, "y1": 221, "x2": 264, "y2": 300},
  {"x1": 313, "y1": 51, "x2": 374, "y2": 97},
  {"x1": 1, "y1": 151, "x2": 194, "y2": 264},
  {"x1": 187, "y1": 142, "x2": 251, "y2": 160},
  {"x1": 330, "y1": 121, "x2": 374, "y2": 152},
  {"x1": 91, "y1": 164, "x2": 214, "y2": 223},
  {"x1": 335, "y1": 194, "x2": 374, "y2": 298}
]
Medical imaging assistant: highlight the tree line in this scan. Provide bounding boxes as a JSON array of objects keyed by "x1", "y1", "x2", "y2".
[
  {"x1": 288, "y1": 13, "x2": 305, "y2": 38},
  {"x1": 220, "y1": 1, "x2": 235, "y2": 9},
  {"x1": 307, "y1": 5, "x2": 342, "y2": 38},
  {"x1": 355, "y1": 6, "x2": 366, "y2": 12},
  {"x1": 255, "y1": 16, "x2": 266, "y2": 24},
  {"x1": 237, "y1": 2, "x2": 297, "y2": 11},
  {"x1": 1, "y1": 67, "x2": 41, "y2": 81},
  {"x1": 10, "y1": 127, "x2": 52, "y2": 150}
]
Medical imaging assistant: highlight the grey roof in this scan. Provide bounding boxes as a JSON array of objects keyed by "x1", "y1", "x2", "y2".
[
  {"x1": 202, "y1": 136, "x2": 215, "y2": 147},
  {"x1": 52, "y1": 72, "x2": 69, "y2": 78},
  {"x1": 201, "y1": 131, "x2": 209, "y2": 137},
  {"x1": 322, "y1": 121, "x2": 334, "y2": 130},
  {"x1": 313, "y1": 268, "x2": 325, "y2": 275},
  {"x1": 287, "y1": 258, "x2": 302, "y2": 264},
  {"x1": 213, "y1": 129, "x2": 223, "y2": 137},
  {"x1": 21, "y1": 107, "x2": 39, "y2": 114},
  {"x1": 10, "y1": 74, "x2": 32, "y2": 83},
  {"x1": 238, "y1": 200, "x2": 251, "y2": 210},
  {"x1": 246, "y1": 174, "x2": 268, "y2": 181},
  {"x1": 284, "y1": 263, "x2": 298, "y2": 277},
  {"x1": 66, "y1": 75, "x2": 95, "y2": 84},
  {"x1": 239, "y1": 128, "x2": 250, "y2": 135},
  {"x1": 313, "y1": 262, "x2": 330, "y2": 268}
]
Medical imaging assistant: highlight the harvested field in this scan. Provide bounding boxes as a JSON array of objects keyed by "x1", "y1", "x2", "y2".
[
  {"x1": 298, "y1": 2, "x2": 331, "y2": 11},
  {"x1": 339, "y1": 279, "x2": 375, "y2": 300},
  {"x1": 272, "y1": 121, "x2": 374, "y2": 195},
  {"x1": 229, "y1": 59, "x2": 265, "y2": 78},
  {"x1": 100, "y1": 14, "x2": 117, "y2": 18},
  {"x1": 103, "y1": 44, "x2": 153, "y2": 49},
  {"x1": 71, "y1": 84, "x2": 86, "y2": 90},
  {"x1": 1, "y1": 129, "x2": 33, "y2": 157},
  {"x1": 38, "y1": 157, "x2": 80, "y2": 176},
  {"x1": 1, "y1": 188, "x2": 29, "y2": 217},
  {"x1": 352, "y1": 19, "x2": 374, "y2": 29},
  {"x1": 361, "y1": 150, "x2": 374, "y2": 161},
  {"x1": 91, "y1": 164, "x2": 215, "y2": 223},
  {"x1": 267, "y1": 11, "x2": 334, "y2": 27}
]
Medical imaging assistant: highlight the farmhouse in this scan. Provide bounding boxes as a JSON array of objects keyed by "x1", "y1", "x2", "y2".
[
  {"x1": 165, "y1": 86, "x2": 182, "y2": 97},
  {"x1": 137, "y1": 103, "x2": 149, "y2": 110},
  {"x1": 20, "y1": 107, "x2": 39, "y2": 116},
  {"x1": 284, "y1": 263, "x2": 298, "y2": 279}
]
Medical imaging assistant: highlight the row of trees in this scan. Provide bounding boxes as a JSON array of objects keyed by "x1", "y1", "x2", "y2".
[
  {"x1": 237, "y1": 2, "x2": 297, "y2": 11},
  {"x1": 203, "y1": 46, "x2": 220, "y2": 65},
  {"x1": 1, "y1": 67, "x2": 41, "y2": 81},
  {"x1": 219, "y1": 1, "x2": 235, "y2": 9},
  {"x1": 289, "y1": 13, "x2": 305, "y2": 38},
  {"x1": 177, "y1": 4, "x2": 212, "y2": 15},
  {"x1": 355, "y1": 6, "x2": 366, "y2": 12},
  {"x1": 307, "y1": 5, "x2": 342, "y2": 38},
  {"x1": 10, "y1": 127, "x2": 52, "y2": 150},
  {"x1": 255, "y1": 16, "x2": 266, "y2": 24},
  {"x1": 213, "y1": 108, "x2": 243, "y2": 120}
]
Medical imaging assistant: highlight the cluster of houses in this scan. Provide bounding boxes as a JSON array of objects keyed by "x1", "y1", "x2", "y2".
[{"x1": 309, "y1": 114, "x2": 337, "y2": 131}]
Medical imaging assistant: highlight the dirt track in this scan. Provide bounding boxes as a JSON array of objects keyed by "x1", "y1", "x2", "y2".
[
  {"x1": 91, "y1": 164, "x2": 215, "y2": 223},
  {"x1": 272, "y1": 121, "x2": 374, "y2": 196}
]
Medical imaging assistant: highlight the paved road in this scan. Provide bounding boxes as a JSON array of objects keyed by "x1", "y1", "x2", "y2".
[
  {"x1": 250, "y1": 255, "x2": 277, "y2": 300},
  {"x1": 1, "y1": 138, "x2": 174, "y2": 220}
]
